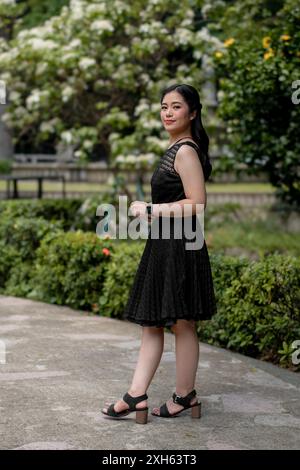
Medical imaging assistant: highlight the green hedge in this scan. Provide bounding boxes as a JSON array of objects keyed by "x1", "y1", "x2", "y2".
[
  {"x1": 0, "y1": 240, "x2": 20, "y2": 289},
  {"x1": 0, "y1": 205, "x2": 299, "y2": 370},
  {"x1": 29, "y1": 230, "x2": 114, "y2": 309},
  {"x1": 199, "y1": 253, "x2": 300, "y2": 370},
  {"x1": 0, "y1": 214, "x2": 64, "y2": 295},
  {"x1": 0, "y1": 199, "x2": 82, "y2": 231},
  {"x1": 98, "y1": 241, "x2": 145, "y2": 318},
  {"x1": 0, "y1": 195, "x2": 117, "y2": 233},
  {"x1": 0, "y1": 215, "x2": 63, "y2": 262}
]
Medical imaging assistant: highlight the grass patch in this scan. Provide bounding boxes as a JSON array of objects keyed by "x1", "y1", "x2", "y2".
[{"x1": 0, "y1": 180, "x2": 274, "y2": 194}]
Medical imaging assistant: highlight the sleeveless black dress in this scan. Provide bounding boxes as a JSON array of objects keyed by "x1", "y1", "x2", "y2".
[{"x1": 123, "y1": 141, "x2": 217, "y2": 328}]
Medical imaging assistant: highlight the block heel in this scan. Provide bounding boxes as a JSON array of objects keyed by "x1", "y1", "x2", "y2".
[
  {"x1": 136, "y1": 408, "x2": 148, "y2": 424},
  {"x1": 101, "y1": 392, "x2": 148, "y2": 424},
  {"x1": 151, "y1": 389, "x2": 202, "y2": 418},
  {"x1": 191, "y1": 402, "x2": 201, "y2": 419}
]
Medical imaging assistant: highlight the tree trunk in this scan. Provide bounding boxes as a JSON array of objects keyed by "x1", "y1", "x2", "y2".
[
  {"x1": 0, "y1": 102, "x2": 13, "y2": 160},
  {"x1": 0, "y1": 22, "x2": 13, "y2": 160}
]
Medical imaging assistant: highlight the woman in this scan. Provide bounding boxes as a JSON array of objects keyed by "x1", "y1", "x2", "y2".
[{"x1": 101, "y1": 83, "x2": 217, "y2": 424}]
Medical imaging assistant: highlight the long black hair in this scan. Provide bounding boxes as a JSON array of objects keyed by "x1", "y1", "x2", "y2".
[{"x1": 160, "y1": 83, "x2": 212, "y2": 181}]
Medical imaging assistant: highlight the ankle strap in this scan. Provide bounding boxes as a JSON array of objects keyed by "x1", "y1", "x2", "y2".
[
  {"x1": 172, "y1": 389, "x2": 196, "y2": 407},
  {"x1": 122, "y1": 392, "x2": 148, "y2": 410}
]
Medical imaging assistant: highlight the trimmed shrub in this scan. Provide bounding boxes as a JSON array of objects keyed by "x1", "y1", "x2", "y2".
[
  {"x1": 208, "y1": 252, "x2": 250, "y2": 304},
  {"x1": 0, "y1": 240, "x2": 20, "y2": 291},
  {"x1": 98, "y1": 240, "x2": 145, "y2": 318},
  {"x1": 4, "y1": 262, "x2": 36, "y2": 297},
  {"x1": 70, "y1": 193, "x2": 118, "y2": 233},
  {"x1": 0, "y1": 215, "x2": 63, "y2": 261},
  {"x1": 0, "y1": 199, "x2": 82, "y2": 231},
  {"x1": 199, "y1": 254, "x2": 300, "y2": 370},
  {"x1": 31, "y1": 230, "x2": 114, "y2": 309}
]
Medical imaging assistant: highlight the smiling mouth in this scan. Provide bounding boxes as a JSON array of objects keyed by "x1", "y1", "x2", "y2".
[{"x1": 165, "y1": 120, "x2": 175, "y2": 123}]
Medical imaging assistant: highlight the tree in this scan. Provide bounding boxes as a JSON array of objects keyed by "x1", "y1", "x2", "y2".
[
  {"x1": 0, "y1": 0, "x2": 69, "y2": 159},
  {"x1": 210, "y1": 0, "x2": 300, "y2": 207},
  {"x1": 0, "y1": 0, "x2": 224, "y2": 164}
]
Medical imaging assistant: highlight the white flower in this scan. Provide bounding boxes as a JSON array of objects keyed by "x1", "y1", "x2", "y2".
[
  {"x1": 140, "y1": 73, "x2": 150, "y2": 84},
  {"x1": 137, "y1": 153, "x2": 156, "y2": 165},
  {"x1": 83, "y1": 139, "x2": 94, "y2": 150},
  {"x1": 25, "y1": 89, "x2": 49, "y2": 110},
  {"x1": 141, "y1": 118, "x2": 161, "y2": 130},
  {"x1": 1, "y1": 0, "x2": 16, "y2": 5},
  {"x1": 1, "y1": 112, "x2": 11, "y2": 124},
  {"x1": 195, "y1": 27, "x2": 211, "y2": 42},
  {"x1": 62, "y1": 51, "x2": 77, "y2": 62},
  {"x1": 67, "y1": 38, "x2": 82, "y2": 49},
  {"x1": 201, "y1": 4, "x2": 213, "y2": 18},
  {"x1": 140, "y1": 24, "x2": 150, "y2": 34},
  {"x1": 74, "y1": 150, "x2": 84, "y2": 159},
  {"x1": 70, "y1": 2, "x2": 84, "y2": 21},
  {"x1": 126, "y1": 156, "x2": 137, "y2": 164},
  {"x1": 177, "y1": 64, "x2": 190, "y2": 73},
  {"x1": 35, "y1": 62, "x2": 48, "y2": 75},
  {"x1": 78, "y1": 57, "x2": 96, "y2": 70},
  {"x1": 150, "y1": 103, "x2": 161, "y2": 113},
  {"x1": 193, "y1": 49, "x2": 202, "y2": 60},
  {"x1": 28, "y1": 38, "x2": 57, "y2": 51},
  {"x1": 90, "y1": 20, "x2": 114, "y2": 32},
  {"x1": 26, "y1": 90, "x2": 41, "y2": 109},
  {"x1": 40, "y1": 121, "x2": 55, "y2": 133},
  {"x1": 116, "y1": 155, "x2": 126, "y2": 163},
  {"x1": 86, "y1": 3, "x2": 107, "y2": 14},
  {"x1": 146, "y1": 136, "x2": 169, "y2": 150},
  {"x1": 17, "y1": 30, "x2": 31, "y2": 40},
  {"x1": 61, "y1": 85, "x2": 74, "y2": 102},
  {"x1": 0, "y1": 50, "x2": 17, "y2": 66},
  {"x1": 14, "y1": 106, "x2": 26, "y2": 118},
  {"x1": 134, "y1": 100, "x2": 150, "y2": 116},
  {"x1": 9, "y1": 91, "x2": 20, "y2": 102},
  {"x1": 61, "y1": 131, "x2": 74, "y2": 144},
  {"x1": 175, "y1": 28, "x2": 193, "y2": 46},
  {"x1": 146, "y1": 38, "x2": 158, "y2": 49},
  {"x1": 217, "y1": 90, "x2": 225, "y2": 101}
]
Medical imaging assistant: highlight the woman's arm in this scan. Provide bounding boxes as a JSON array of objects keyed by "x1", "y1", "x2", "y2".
[{"x1": 152, "y1": 145, "x2": 206, "y2": 218}]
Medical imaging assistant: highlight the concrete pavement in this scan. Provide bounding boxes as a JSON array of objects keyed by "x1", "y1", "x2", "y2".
[{"x1": 0, "y1": 295, "x2": 299, "y2": 450}]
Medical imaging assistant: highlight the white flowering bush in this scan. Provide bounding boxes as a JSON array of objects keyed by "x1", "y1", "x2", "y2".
[
  {"x1": 0, "y1": 0, "x2": 223, "y2": 164},
  {"x1": 114, "y1": 153, "x2": 157, "y2": 171}
]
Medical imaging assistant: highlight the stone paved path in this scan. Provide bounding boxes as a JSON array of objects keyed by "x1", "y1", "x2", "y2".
[{"x1": 0, "y1": 295, "x2": 299, "y2": 450}]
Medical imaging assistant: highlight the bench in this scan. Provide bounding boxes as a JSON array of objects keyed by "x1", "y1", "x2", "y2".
[{"x1": 0, "y1": 175, "x2": 66, "y2": 199}]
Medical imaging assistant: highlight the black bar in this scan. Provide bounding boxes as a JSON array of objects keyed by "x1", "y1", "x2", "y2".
[
  {"x1": 61, "y1": 176, "x2": 65, "y2": 198},
  {"x1": 0, "y1": 449, "x2": 296, "y2": 466},
  {"x1": 13, "y1": 178, "x2": 18, "y2": 199},
  {"x1": 6, "y1": 178, "x2": 10, "y2": 199},
  {"x1": 37, "y1": 177, "x2": 43, "y2": 198}
]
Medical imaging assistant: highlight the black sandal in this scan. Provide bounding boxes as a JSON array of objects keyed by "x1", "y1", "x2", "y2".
[
  {"x1": 151, "y1": 389, "x2": 201, "y2": 418},
  {"x1": 101, "y1": 392, "x2": 148, "y2": 424}
]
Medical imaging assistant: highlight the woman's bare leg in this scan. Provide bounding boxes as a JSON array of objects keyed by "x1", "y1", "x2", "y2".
[
  {"x1": 102, "y1": 326, "x2": 164, "y2": 413},
  {"x1": 152, "y1": 320, "x2": 199, "y2": 415}
]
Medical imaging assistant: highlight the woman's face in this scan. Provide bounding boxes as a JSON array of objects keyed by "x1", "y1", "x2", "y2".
[{"x1": 160, "y1": 91, "x2": 195, "y2": 133}]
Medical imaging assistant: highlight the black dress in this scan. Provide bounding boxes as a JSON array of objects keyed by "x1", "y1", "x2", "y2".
[{"x1": 123, "y1": 140, "x2": 217, "y2": 328}]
